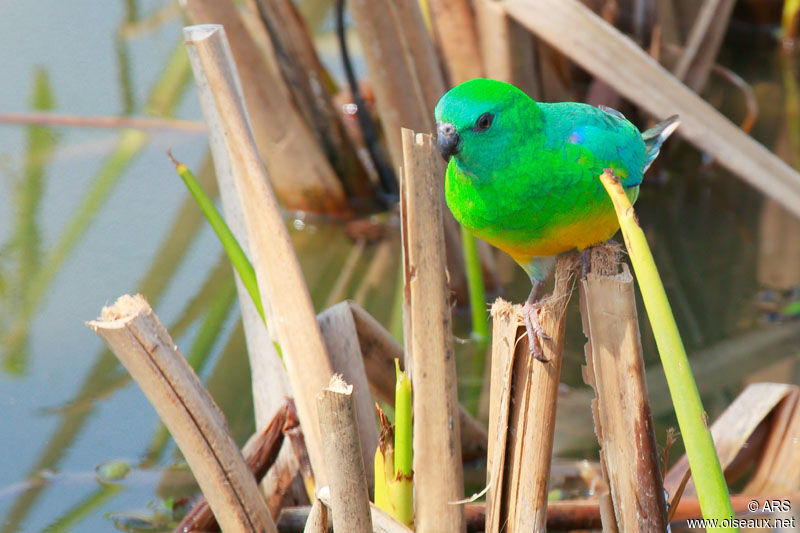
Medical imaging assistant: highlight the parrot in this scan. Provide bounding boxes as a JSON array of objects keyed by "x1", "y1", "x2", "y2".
[{"x1": 434, "y1": 78, "x2": 679, "y2": 361}]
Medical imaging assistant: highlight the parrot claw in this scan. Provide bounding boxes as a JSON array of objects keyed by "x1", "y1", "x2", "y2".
[{"x1": 523, "y1": 301, "x2": 550, "y2": 362}]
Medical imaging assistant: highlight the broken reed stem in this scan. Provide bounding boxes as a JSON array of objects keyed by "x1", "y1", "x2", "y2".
[
  {"x1": 599, "y1": 170, "x2": 735, "y2": 528},
  {"x1": 184, "y1": 24, "x2": 333, "y2": 486},
  {"x1": 317, "y1": 303, "x2": 379, "y2": 492},
  {"x1": 400, "y1": 129, "x2": 465, "y2": 532},
  {"x1": 579, "y1": 245, "x2": 667, "y2": 531},
  {"x1": 316, "y1": 375, "x2": 373, "y2": 533},
  {"x1": 87, "y1": 294, "x2": 275, "y2": 533},
  {"x1": 486, "y1": 255, "x2": 578, "y2": 533}
]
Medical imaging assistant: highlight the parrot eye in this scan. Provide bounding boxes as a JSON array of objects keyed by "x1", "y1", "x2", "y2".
[{"x1": 473, "y1": 112, "x2": 494, "y2": 132}]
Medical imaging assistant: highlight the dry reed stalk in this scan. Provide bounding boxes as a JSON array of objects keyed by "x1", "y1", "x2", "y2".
[
  {"x1": 392, "y1": 0, "x2": 449, "y2": 110},
  {"x1": 181, "y1": 1, "x2": 348, "y2": 214},
  {"x1": 302, "y1": 498, "x2": 329, "y2": 533},
  {"x1": 0, "y1": 112, "x2": 205, "y2": 132},
  {"x1": 474, "y1": 0, "x2": 539, "y2": 96},
  {"x1": 348, "y1": 0, "x2": 443, "y2": 168},
  {"x1": 87, "y1": 294, "x2": 275, "y2": 533},
  {"x1": 579, "y1": 245, "x2": 667, "y2": 531},
  {"x1": 347, "y1": 300, "x2": 488, "y2": 462},
  {"x1": 744, "y1": 388, "x2": 800, "y2": 494},
  {"x1": 427, "y1": 0, "x2": 484, "y2": 83},
  {"x1": 317, "y1": 303, "x2": 379, "y2": 490},
  {"x1": 671, "y1": 0, "x2": 736, "y2": 92},
  {"x1": 182, "y1": 18, "x2": 310, "y2": 511},
  {"x1": 400, "y1": 130, "x2": 465, "y2": 532},
  {"x1": 665, "y1": 383, "x2": 797, "y2": 496},
  {"x1": 176, "y1": 401, "x2": 290, "y2": 532},
  {"x1": 351, "y1": 238, "x2": 394, "y2": 307},
  {"x1": 486, "y1": 255, "x2": 577, "y2": 532},
  {"x1": 251, "y1": 0, "x2": 376, "y2": 205},
  {"x1": 316, "y1": 375, "x2": 373, "y2": 533},
  {"x1": 184, "y1": 24, "x2": 333, "y2": 485},
  {"x1": 485, "y1": 298, "x2": 515, "y2": 533},
  {"x1": 655, "y1": 0, "x2": 683, "y2": 49},
  {"x1": 326, "y1": 238, "x2": 367, "y2": 309},
  {"x1": 504, "y1": 0, "x2": 800, "y2": 219},
  {"x1": 348, "y1": 0, "x2": 471, "y2": 300}
]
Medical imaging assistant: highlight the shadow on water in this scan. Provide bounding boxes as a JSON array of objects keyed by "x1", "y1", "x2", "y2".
[{"x1": 1, "y1": 1, "x2": 800, "y2": 531}]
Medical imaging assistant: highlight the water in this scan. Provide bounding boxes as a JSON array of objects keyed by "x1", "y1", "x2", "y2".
[{"x1": 1, "y1": 1, "x2": 799, "y2": 531}]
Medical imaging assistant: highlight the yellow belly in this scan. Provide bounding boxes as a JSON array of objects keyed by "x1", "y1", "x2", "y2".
[{"x1": 491, "y1": 209, "x2": 622, "y2": 266}]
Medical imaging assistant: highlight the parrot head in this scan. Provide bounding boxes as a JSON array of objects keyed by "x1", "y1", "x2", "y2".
[{"x1": 434, "y1": 78, "x2": 542, "y2": 178}]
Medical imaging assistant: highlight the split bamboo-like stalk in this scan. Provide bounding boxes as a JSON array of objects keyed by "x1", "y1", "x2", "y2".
[
  {"x1": 87, "y1": 294, "x2": 275, "y2": 533},
  {"x1": 400, "y1": 129, "x2": 465, "y2": 532},
  {"x1": 486, "y1": 255, "x2": 577, "y2": 533},
  {"x1": 317, "y1": 302, "x2": 378, "y2": 491},
  {"x1": 504, "y1": 0, "x2": 800, "y2": 219},
  {"x1": 183, "y1": 24, "x2": 333, "y2": 485},
  {"x1": 428, "y1": 0, "x2": 484, "y2": 83},
  {"x1": 347, "y1": 300, "x2": 489, "y2": 462},
  {"x1": 579, "y1": 245, "x2": 668, "y2": 531},
  {"x1": 181, "y1": 0, "x2": 348, "y2": 214},
  {"x1": 316, "y1": 375, "x2": 373, "y2": 533}
]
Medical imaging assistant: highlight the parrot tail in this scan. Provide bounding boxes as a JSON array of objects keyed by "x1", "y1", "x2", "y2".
[{"x1": 642, "y1": 115, "x2": 680, "y2": 171}]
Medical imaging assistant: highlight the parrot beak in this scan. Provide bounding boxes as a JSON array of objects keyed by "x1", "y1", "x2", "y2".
[{"x1": 436, "y1": 122, "x2": 461, "y2": 161}]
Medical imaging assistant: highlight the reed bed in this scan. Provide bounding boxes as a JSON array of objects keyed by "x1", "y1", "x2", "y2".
[{"x1": 78, "y1": 1, "x2": 800, "y2": 532}]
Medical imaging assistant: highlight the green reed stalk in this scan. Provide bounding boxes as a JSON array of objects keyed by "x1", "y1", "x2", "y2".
[
  {"x1": 461, "y1": 226, "x2": 489, "y2": 342},
  {"x1": 600, "y1": 170, "x2": 736, "y2": 530},
  {"x1": 373, "y1": 360, "x2": 414, "y2": 526},
  {"x1": 461, "y1": 226, "x2": 489, "y2": 414},
  {"x1": 391, "y1": 360, "x2": 414, "y2": 526},
  {"x1": 169, "y1": 154, "x2": 264, "y2": 323}
]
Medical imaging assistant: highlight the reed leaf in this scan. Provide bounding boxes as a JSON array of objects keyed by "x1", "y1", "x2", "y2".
[{"x1": 169, "y1": 153, "x2": 264, "y2": 323}]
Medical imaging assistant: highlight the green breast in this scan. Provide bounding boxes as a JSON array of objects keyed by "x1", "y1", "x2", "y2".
[{"x1": 445, "y1": 103, "x2": 646, "y2": 258}]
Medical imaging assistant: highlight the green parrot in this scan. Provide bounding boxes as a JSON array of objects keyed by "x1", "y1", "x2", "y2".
[{"x1": 434, "y1": 78, "x2": 679, "y2": 360}]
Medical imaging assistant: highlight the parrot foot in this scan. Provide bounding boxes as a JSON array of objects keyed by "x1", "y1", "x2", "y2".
[{"x1": 523, "y1": 300, "x2": 550, "y2": 362}]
